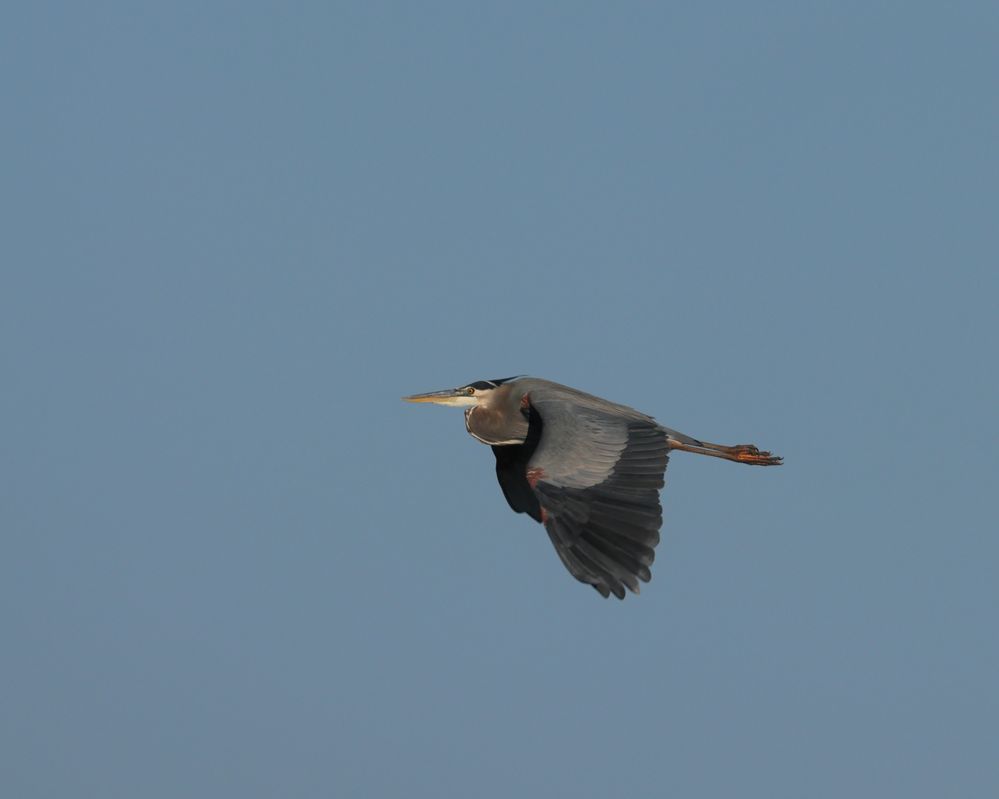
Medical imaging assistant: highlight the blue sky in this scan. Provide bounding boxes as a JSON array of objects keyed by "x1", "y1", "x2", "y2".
[{"x1": 3, "y1": 3, "x2": 997, "y2": 796}]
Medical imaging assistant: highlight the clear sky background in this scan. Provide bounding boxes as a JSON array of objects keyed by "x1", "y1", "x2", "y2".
[{"x1": 3, "y1": 3, "x2": 997, "y2": 797}]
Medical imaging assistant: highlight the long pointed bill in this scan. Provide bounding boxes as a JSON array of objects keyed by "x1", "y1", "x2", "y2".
[{"x1": 402, "y1": 388, "x2": 478, "y2": 407}]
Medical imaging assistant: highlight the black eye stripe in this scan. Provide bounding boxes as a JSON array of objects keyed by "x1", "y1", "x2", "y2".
[{"x1": 462, "y1": 376, "x2": 521, "y2": 392}]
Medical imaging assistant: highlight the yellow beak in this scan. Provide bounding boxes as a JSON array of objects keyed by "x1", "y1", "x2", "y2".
[{"x1": 402, "y1": 388, "x2": 477, "y2": 407}]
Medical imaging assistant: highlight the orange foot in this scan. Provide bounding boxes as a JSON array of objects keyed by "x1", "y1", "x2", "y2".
[{"x1": 733, "y1": 445, "x2": 783, "y2": 466}]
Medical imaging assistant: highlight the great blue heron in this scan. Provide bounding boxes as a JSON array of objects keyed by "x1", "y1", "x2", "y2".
[{"x1": 404, "y1": 376, "x2": 781, "y2": 599}]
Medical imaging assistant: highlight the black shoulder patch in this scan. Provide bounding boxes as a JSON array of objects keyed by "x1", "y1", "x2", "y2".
[{"x1": 491, "y1": 404, "x2": 543, "y2": 522}]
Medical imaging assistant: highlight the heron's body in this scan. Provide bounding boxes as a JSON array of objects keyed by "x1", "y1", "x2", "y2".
[{"x1": 405, "y1": 377, "x2": 781, "y2": 599}]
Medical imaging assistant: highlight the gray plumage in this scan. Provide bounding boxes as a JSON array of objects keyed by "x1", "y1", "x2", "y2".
[{"x1": 405, "y1": 376, "x2": 781, "y2": 599}]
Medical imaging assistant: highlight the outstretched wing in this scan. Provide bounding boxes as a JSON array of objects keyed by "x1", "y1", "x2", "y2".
[{"x1": 491, "y1": 380, "x2": 669, "y2": 599}]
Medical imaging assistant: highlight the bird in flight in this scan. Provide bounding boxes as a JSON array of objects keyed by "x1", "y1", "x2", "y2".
[{"x1": 405, "y1": 377, "x2": 781, "y2": 599}]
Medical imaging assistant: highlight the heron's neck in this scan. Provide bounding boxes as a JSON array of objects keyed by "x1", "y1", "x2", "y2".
[{"x1": 464, "y1": 405, "x2": 528, "y2": 446}]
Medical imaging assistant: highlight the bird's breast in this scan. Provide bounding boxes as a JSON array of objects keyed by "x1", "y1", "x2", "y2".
[{"x1": 465, "y1": 406, "x2": 527, "y2": 446}]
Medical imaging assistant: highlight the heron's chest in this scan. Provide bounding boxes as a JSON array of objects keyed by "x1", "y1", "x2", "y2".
[{"x1": 464, "y1": 406, "x2": 527, "y2": 446}]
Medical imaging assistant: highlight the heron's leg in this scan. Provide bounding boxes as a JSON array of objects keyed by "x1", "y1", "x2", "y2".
[{"x1": 666, "y1": 437, "x2": 782, "y2": 466}]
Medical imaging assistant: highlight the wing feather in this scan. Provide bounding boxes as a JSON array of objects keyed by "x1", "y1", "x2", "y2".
[
  {"x1": 489, "y1": 379, "x2": 670, "y2": 599},
  {"x1": 526, "y1": 382, "x2": 669, "y2": 599}
]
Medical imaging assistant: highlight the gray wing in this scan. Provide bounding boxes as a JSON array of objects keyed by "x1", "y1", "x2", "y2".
[{"x1": 523, "y1": 381, "x2": 669, "y2": 599}]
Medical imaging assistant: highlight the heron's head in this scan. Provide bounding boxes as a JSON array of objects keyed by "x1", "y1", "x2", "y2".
[{"x1": 403, "y1": 377, "x2": 520, "y2": 408}]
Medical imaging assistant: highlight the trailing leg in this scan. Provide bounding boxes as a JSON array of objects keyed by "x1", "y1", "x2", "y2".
[{"x1": 665, "y1": 433, "x2": 782, "y2": 466}]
